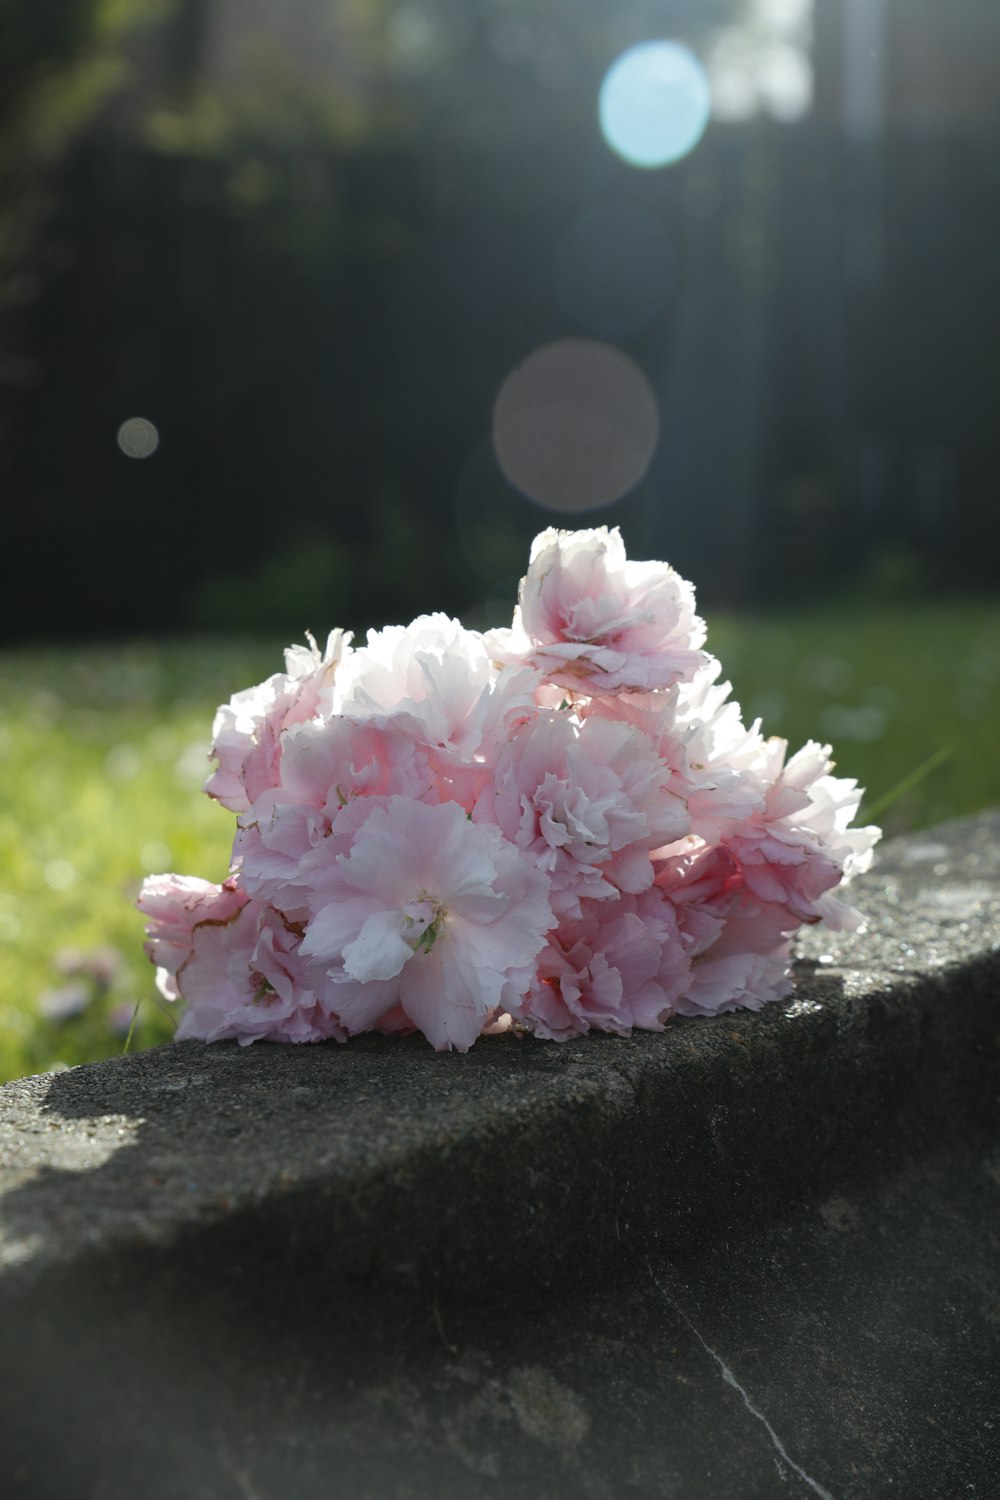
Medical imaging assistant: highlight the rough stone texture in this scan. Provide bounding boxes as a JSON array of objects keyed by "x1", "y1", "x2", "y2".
[{"x1": 1, "y1": 812, "x2": 998, "y2": 1498}]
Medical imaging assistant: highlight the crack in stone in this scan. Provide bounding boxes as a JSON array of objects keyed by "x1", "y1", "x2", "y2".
[{"x1": 649, "y1": 1270, "x2": 835, "y2": 1500}]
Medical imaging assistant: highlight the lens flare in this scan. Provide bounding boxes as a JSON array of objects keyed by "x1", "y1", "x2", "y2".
[
  {"x1": 117, "y1": 417, "x2": 159, "y2": 460},
  {"x1": 599, "y1": 41, "x2": 711, "y2": 169},
  {"x1": 493, "y1": 340, "x2": 659, "y2": 513}
]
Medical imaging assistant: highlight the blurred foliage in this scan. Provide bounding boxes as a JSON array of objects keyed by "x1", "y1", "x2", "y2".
[
  {"x1": 138, "y1": 0, "x2": 746, "y2": 159},
  {"x1": 0, "y1": 0, "x2": 179, "y2": 161},
  {"x1": 0, "y1": 0, "x2": 177, "y2": 394},
  {"x1": 1, "y1": 601, "x2": 997, "y2": 1082},
  {"x1": 190, "y1": 536, "x2": 356, "y2": 634},
  {"x1": 187, "y1": 492, "x2": 470, "y2": 637},
  {"x1": 0, "y1": 0, "x2": 747, "y2": 187},
  {"x1": 2, "y1": 0, "x2": 996, "y2": 644}
]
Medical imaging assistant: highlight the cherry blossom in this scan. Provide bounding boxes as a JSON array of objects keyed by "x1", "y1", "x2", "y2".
[
  {"x1": 205, "y1": 628, "x2": 351, "y2": 813},
  {"x1": 299, "y1": 797, "x2": 554, "y2": 1051},
  {"x1": 485, "y1": 526, "x2": 707, "y2": 694},
  {"x1": 138, "y1": 527, "x2": 879, "y2": 1050},
  {"x1": 475, "y1": 709, "x2": 688, "y2": 918}
]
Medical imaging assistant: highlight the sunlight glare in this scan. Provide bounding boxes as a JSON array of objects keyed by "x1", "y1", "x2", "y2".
[{"x1": 599, "y1": 41, "x2": 710, "y2": 169}]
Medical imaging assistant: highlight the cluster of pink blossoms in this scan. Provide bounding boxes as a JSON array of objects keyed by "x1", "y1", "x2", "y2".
[{"x1": 138, "y1": 527, "x2": 880, "y2": 1052}]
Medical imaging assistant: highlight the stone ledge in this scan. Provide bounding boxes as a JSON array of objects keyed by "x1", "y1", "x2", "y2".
[
  {"x1": 2, "y1": 811, "x2": 998, "y2": 1295},
  {"x1": 1, "y1": 812, "x2": 998, "y2": 1499}
]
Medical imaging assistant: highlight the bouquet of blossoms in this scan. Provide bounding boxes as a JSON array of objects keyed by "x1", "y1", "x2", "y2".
[{"x1": 138, "y1": 527, "x2": 880, "y2": 1052}]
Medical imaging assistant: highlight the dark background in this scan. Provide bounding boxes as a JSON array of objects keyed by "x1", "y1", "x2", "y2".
[{"x1": 2, "y1": 0, "x2": 998, "y2": 643}]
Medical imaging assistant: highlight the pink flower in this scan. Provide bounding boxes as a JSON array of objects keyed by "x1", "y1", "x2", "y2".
[
  {"x1": 300, "y1": 796, "x2": 554, "y2": 1051},
  {"x1": 137, "y1": 873, "x2": 341, "y2": 1044},
  {"x1": 583, "y1": 658, "x2": 768, "y2": 848},
  {"x1": 137, "y1": 527, "x2": 882, "y2": 1048},
  {"x1": 485, "y1": 526, "x2": 707, "y2": 695},
  {"x1": 725, "y1": 739, "x2": 880, "y2": 931},
  {"x1": 677, "y1": 896, "x2": 795, "y2": 1017},
  {"x1": 653, "y1": 735, "x2": 880, "y2": 1014},
  {"x1": 509, "y1": 888, "x2": 689, "y2": 1040},
  {"x1": 233, "y1": 716, "x2": 437, "y2": 906},
  {"x1": 655, "y1": 845, "x2": 793, "y2": 1016},
  {"x1": 205, "y1": 629, "x2": 351, "y2": 813},
  {"x1": 137, "y1": 873, "x2": 248, "y2": 1000},
  {"x1": 333, "y1": 614, "x2": 540, "y2": 794},
  {"x1": 475, "y1": 709, "x2": 689, "y2": 918}
]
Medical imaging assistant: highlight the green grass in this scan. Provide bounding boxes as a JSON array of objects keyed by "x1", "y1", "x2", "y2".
[
  {"x1": 0, "y1": 640, "x2": 276, "y2": 1083},
  {"x1": 707, "y1": 603, "x2": 998, "y2": 838},
  {"x1": 1, "y1": 605, "x2": 997, "y2": 1083}
]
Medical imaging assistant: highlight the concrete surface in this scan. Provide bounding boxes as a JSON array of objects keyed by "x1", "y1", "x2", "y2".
[{"x1": 1, "y1": 811, "x2": 998, "y2": 1498}]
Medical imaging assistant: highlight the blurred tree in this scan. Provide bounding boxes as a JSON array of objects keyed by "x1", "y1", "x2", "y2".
[{"x1": 0, "y1": 0, "x2": 179, "y2": 385}]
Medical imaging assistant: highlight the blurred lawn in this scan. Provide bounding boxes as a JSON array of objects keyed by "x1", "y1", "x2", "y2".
[{"x1": 1, "y1": 604, "x2": 997, "y2": 1082}]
